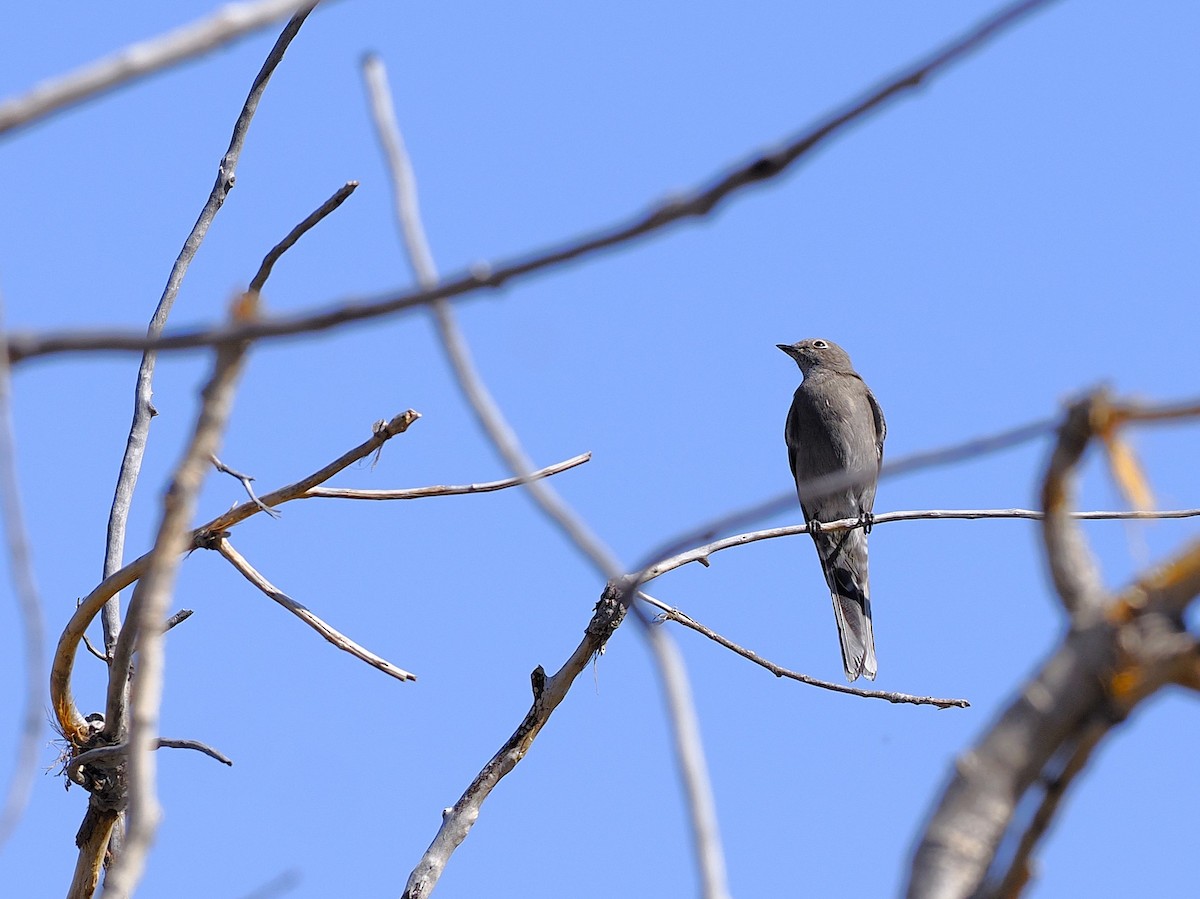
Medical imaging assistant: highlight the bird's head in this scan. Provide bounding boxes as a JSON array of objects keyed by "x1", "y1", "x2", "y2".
[{"x1": 776, "y1": 338, "x2": 854, "y2": 376}]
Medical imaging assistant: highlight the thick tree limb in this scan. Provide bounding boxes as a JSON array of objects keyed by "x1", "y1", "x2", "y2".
[{"x1": 906, "y1": 396, "x2": 1200, "y2": 899}]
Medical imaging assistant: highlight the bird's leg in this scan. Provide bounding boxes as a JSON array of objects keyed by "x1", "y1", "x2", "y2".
[{"x1": 859, "y1": 511, "x2": 875, "y2": 535}]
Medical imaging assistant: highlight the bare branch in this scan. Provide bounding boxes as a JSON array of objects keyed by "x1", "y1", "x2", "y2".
[
  {"x1": 51, "y1": 410, "x2": 419, "y2": 745},
  {"x1": 214, "y1": 537, "x2": 417, "y2": 682},
  {"x1": 68, "y1": 738, "x2": 232, "y2": 788},
  {"x1": 67, "y1": 809, "x2": 120, "y2": 899},
  {"x1": 401, "y1": 586, "x2": 627, "y2": 899},
  {"x1": 989, "y1": 718, "x2": 1107, "y2": 899},
  {"x1": 0, "y1": 293, "x2": 46, "y2": 849},
  {"x1": 907, "y1": 398, "x2": 1200, "y2": 899},
  {"x1": 303, "y1": 452, "x2": 590, "y2": 500},
  {"x1": 640, "y1": 593, "x2": 968, "y2": 709},
  {"x1": 248, "y1": 180, "x2": 359, "y2": 293},
  {"x1": 82, "y1": 633, "x2": 109, "y2": 663},
  {"x1": 364, "y1": 54, "x2": 730, "y2": 897},
  {"x1": 636, "y1": 415, "x2": 1059, "y2": 581},
  {"x1": 164, "y1": 608, "x2": 194, "y2": 632},
  {"x1": 99, "y1": 3, "x2": 316, "y2": 657},
  {"x1": 361, "y1": 53, "x2": 619, "y2": 573},
  {"x1": 1040, "y1": 395, "x2": 1106, "y2": 618},
  {"x1": 155, "y1": 738, "x2": 233, "y2": 767},
  {"x1": 7, "y1": 0, "x2": 1061, "y2": 366},
  {"x1": 0, "y1": 0, "x2": 328, "y2": 137},
  {"x1": 100, "y1": 318, "x2": 252, "y2": 899},
  {"x1": 212, "y1": 454, "x2": 281, "y2": 518}
]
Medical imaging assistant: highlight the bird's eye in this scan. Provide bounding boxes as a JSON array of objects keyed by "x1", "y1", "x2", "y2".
[{"x1": 812, "y1": 340, "x2": 828, "y2": 349}]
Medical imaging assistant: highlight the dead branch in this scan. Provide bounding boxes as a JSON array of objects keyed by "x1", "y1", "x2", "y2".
[
  {"x1": 52, "y1": 410, "x2": 420, "y2": 747},
  {"x1": 6, "y1": 0, "x2": 1062, "y2": 367},
  {"x1": 303, "y1": 452, "x2": 590, "y2": 500},
  {"x1": 99, "y1": 311, "x2": 253, "y2": 898},
  {"x1": 0, "y1": 0, "x2": 328, "y2": 137},
  {"x1": 214, "y1": 538, "x2": 417, "y2": 682},
  {"x1": 248, "y1": 180, "x2": 358, "y2": 293},
  {"x1": 639, "y1": 592, "x2": 969, "y2": 709},
  {"x1": 401, "y1": 586, "x2": 628, "y2": 899},
  {"x1": 364, "y1": 52, "x2": 731, "y2": 897},
  {"x1": 906, "y1": 395, "x2": 1200, "y2": 899},
  {"x1": 212, "y1": 455, "x2": 281, "y2": 518},
  {"x1": 99, "y1": 5, "x2": 319, "y2": 658}
]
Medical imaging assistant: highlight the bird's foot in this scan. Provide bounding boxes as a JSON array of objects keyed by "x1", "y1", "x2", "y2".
[
  {"x1": 806, "y1": 518, "x2": 823, "y2": 534},
  {"x1": 859, "y1": 511, "x2": 875, "y2": 535}
]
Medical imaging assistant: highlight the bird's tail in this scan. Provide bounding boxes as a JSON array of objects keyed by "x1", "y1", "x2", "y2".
[{"x1": 817, "y1": 529, "x2": 877, "y2": 682}]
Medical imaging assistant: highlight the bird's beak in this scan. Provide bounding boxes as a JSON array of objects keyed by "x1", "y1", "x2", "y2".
[{"x1": 777, "y1": 343, "x2": 797, "y2": 357}]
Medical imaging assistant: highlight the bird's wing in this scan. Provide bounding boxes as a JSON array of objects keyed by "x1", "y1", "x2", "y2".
[{"x1": 866, "y1": 384, "x2": 886, "y2": 465}]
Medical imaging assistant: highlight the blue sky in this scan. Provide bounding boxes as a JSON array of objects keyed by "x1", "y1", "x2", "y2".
[{"x1": 1, "y1": 1, "x2": 1198, "y2": 896}]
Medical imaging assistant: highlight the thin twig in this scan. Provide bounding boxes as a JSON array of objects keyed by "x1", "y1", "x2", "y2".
[
  {"x1": 156, "y1": 738, "x2": 233, "y2": 766},
  {"x1": 164, "y1": 609, "x2": 194, "y2": 632},
  {"x1": 82, "y1": 633, "x2": 108, "y2": 663},
  {"x1": 215, "y1": 538, "x2": 417, "y2": 682},
  {"x1": 212, "y1": 454, "x2": 281, "y2": 518},
  {"x1": 640, "y1": 593, "x2": 968, "y2": 708},
  {"x1": 361, "y1": 53, "x2": 619, "y2": 573},
  {"x1": 7, "y1": 0, "x2": 1062, "y2": 367},
  {"x1": 0, "y1": 0, "x2": 328, "y2": 137},
  {"x1": 100, "y1": 321, "x2": 252, "y2": 899},
  {"x1": 98, "y1": 3, "x2": 316, "y2": 657},
  {"x1": 364, "y1": 54, "x2": 731, "y2": 897},
  {"x1": 68, "y1": 738, "x2": 233, "y2": 787},
  {"x1": 303, "y1": 451, "x2": 589, "y2": 500},
  {"x1": 641, "y1": 506, "x2": 1200, "y2": 580},
  {"x1": 51, "y1": 410, "x2": 419, "y2": 746},
  {"x1": 0, "y1": 292, "x2": 46, "y2": 849},
  {"x1": 990, "y1": 719, "x2": 1106, "y2": 899},
  {"x1": 248, "y1": 181, "x2": 359, "y2": 292}
]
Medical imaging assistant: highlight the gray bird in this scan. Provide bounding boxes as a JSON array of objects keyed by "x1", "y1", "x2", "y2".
[{"x1": 777, "y1": 338, "x2": 886, "y2": 681}]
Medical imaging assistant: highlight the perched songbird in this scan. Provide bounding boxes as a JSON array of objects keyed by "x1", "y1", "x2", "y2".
[{"x1": 777, "y1": 338, "x2": 887, "y2": 681}]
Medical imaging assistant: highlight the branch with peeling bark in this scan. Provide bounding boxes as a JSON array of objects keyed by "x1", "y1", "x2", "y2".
[
  {"x1": 640, "y1": 593, "x2": 969, "y2": 709},
  {"x1": 214, "y1": 537, "x2": 417, "y2": 682},
  {"x1": 100, "y1": 298, "x2": 255, "y2": 898},
  {"x1": 907, "y1": 392, "x2": 1200, "y2": 899}
]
